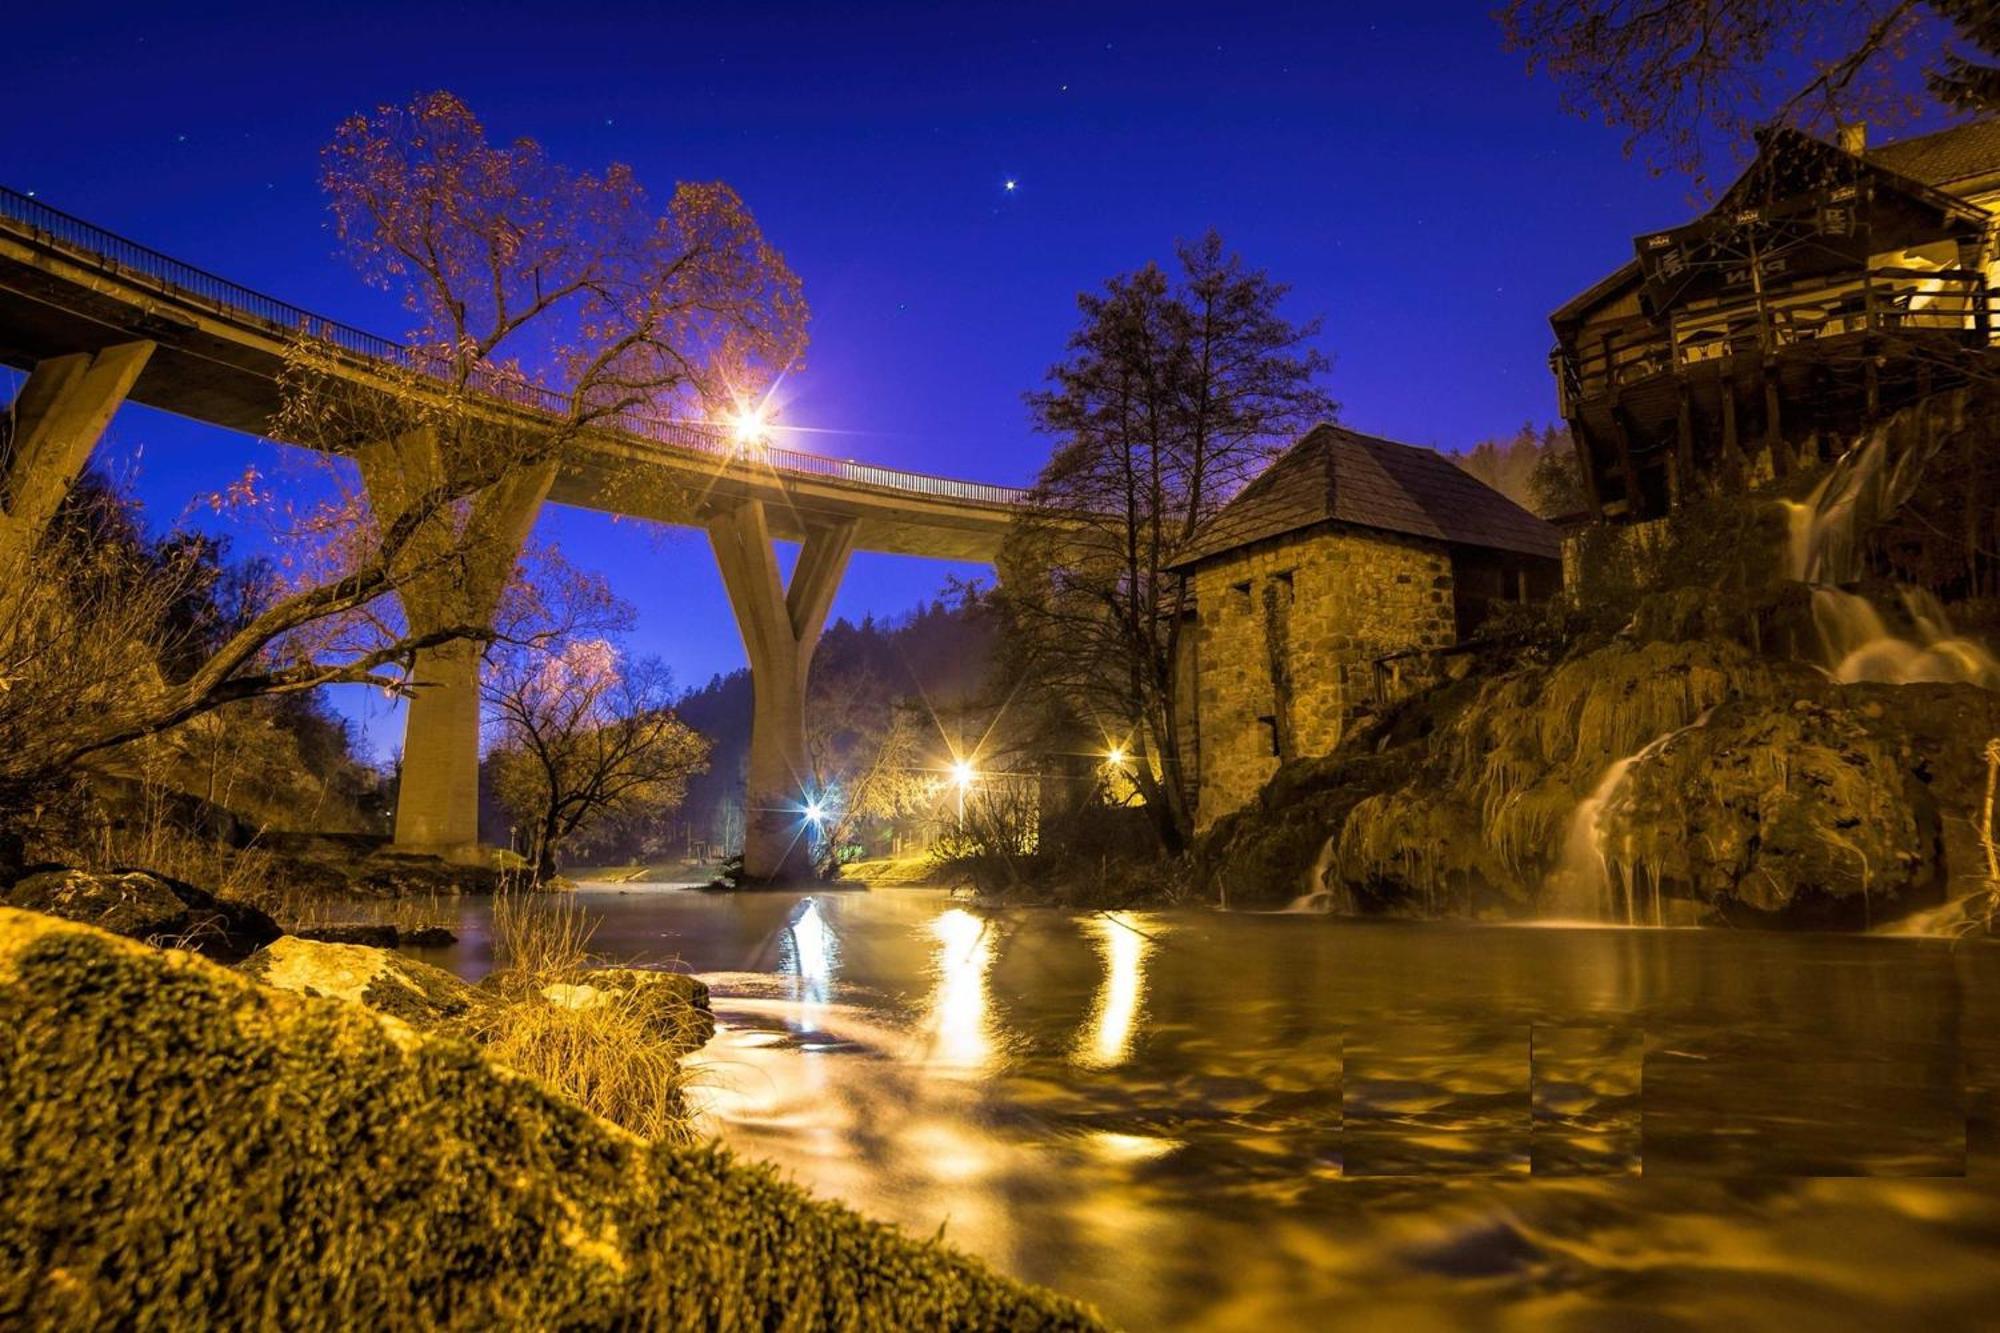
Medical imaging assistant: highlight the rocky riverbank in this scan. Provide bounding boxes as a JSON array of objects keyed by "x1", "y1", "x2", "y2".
[
  {"x1": 1198, "y1": 398, "x2": 2000, "y2": 930},
  {"x1": 0, "y1": 906, "x2": 1101, "y2": 1328}
]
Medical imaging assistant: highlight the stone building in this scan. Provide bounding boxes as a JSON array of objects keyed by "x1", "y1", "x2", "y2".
[{"x1": 1168, "y1": 424, "x2": 1560, "y2": 827}]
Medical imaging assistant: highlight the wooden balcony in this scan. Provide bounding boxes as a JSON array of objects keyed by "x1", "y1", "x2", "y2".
[{"x1": 1555, "y1": 268, "x2": 1994, "y2": 415}]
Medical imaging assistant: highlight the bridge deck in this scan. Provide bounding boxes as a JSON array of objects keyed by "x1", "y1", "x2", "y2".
[{"x1": 0, "y1": 187, "x2": 1023, "y2": 561}]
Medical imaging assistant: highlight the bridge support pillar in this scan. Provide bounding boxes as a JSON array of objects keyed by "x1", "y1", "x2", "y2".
[
  {"x1": 359, "y1": 429, "x2": 555, "y2": 864},
  {"x1": 1, "y1": 342, "x2": 154, "y2": 569},
  {"x1": 707, "y1": 499, "x2": 856, "y2": 882}
]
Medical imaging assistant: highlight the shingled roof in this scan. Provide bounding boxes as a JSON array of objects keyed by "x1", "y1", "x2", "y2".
[
  {"x1": 1167, "y1": 425, "x2": 1561, "y2": 571},
  {"x1": 1867, "y1": 118, "x2": 2000, "y2": 190}
]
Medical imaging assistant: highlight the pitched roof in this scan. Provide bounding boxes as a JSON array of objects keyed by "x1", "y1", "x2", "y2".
[
  {"x1": 1167, "y1": 424, "x2": 1561, "y2": 571},
  {"x1": 1867, "y1": 118, "x2": 2000, "y2": 189}
]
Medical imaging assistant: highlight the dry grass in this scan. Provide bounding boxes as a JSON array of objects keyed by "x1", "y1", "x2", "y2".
[{"x1": 473, "y1": 890, "x2": 697, "y2": 1142}]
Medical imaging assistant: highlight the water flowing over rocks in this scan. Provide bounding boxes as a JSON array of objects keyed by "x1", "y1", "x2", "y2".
[{"x1": 1195, "y1": 388, "x2": 2000, "y2": 929}]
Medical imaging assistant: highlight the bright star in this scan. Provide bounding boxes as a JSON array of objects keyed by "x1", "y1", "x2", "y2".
[{"x1": 1004, "y1": 178, "x2": 1017, "y2": 192}]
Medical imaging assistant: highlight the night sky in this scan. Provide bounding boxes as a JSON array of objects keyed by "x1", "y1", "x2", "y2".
[{"x1": 10, "y1": 1, "x2": 1710, "y2": 758}]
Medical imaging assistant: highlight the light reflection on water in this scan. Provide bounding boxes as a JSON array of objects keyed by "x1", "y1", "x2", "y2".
[
  {"x1": 419, "y1": 886, "x2": 2000, "y2": 1331},
  {"x1": 925, "y1": 907, "x2": 996, "y2": 1074},
  {"x1": 1075, "y1": 913, "x2": 1153, "y2": 1070}
]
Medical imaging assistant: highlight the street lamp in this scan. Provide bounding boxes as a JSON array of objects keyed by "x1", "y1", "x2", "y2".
[
  {"x1": 1105, "y1": 746, "x2": 1127, "y2": 768},
  {"x1": 948, "y1": 759, "x2": 976, "y2": 823},
  {"x1": 729, "y1": 403, "x2": 768, "y2": 449}
]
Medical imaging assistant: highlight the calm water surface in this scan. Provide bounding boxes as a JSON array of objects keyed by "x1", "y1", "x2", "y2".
[{"x1": 418, "y1": 887, "x2": 2000, "y2": 1331}]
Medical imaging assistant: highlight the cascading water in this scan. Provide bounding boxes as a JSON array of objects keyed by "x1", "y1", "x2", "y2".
[
  {"x1": 1281, "y1": 836, "x2": 1349, "y2": 914},
  {"x1": 1546, "y1": 714, "x2": 1710, "y2": 925},
  {"x1": 1547, "y1": 405, "x2": 1998, "y2": 925},
  {"x1": 1783, "y1": 417, "x2": 2000, "y2": 687}
]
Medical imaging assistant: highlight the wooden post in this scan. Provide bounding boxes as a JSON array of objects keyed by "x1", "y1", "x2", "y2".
[
  {"x1": 1675, "y1": 385, "x2": 1696, "y2": 506},
  {"x1": 1609, "y1": 397, "x2": 1644, "y2": 520},
  {"x1": 1721, "y1": 383, "x2": 1744, "y2": 491},
  {"x1": 1763, "y1": 369, "x2": 1791, "y2": 479}
]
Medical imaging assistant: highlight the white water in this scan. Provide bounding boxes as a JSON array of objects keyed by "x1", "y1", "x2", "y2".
[
  {"x1": 1549, "y1": 414, "x2": 2000, "y2": 926},
  {"x1": 1282, "y1": 836, "x2": 1348, "y2": 913},
  {"x1": 1783, "y1": 418, "x2": 2000, "y2": 687},
  {"x1": 1547, "y1": 714, "x2": 1710, "y2": 925}
]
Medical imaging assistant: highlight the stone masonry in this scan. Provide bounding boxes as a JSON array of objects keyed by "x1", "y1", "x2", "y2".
[{"x1": 1189, "y1": 525, "x2": 1455, "y2": 827}]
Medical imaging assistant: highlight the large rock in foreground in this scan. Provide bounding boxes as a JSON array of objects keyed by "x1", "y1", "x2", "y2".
[
  {"x1": 5, "y1": 867, "x2": 280, "y2": 961},
  {"x1": 0, "y1": 909, "x2": 1099, "y2": 1330}
]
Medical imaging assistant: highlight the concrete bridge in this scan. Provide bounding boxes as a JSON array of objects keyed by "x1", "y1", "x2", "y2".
[{"x1": 0, "y1": 187, "x2": 1024, "y2": 879}]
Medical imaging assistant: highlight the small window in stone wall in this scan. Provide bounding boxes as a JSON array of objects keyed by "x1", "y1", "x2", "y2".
[
  {"x1": 1230, "y1": 580, "x2": 1252, "y2": 610},
  {"x1": 1258, "y1": 714, "x2": 1281, "y2": 756}
]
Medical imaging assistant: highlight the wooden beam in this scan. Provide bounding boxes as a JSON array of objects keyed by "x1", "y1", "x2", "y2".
[
  {"x1": 1608, "y1": 396, "x2": 1644, "y2": 519},
  {"x1": 1674, "y1": 385, "x2": 1696, "y2": 507}
]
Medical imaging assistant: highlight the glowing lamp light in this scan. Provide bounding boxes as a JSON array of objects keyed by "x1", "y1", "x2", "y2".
[
  {"x1": 949, "y1": 760, "x2": 977, "y2": 789},
  {"x1": 1106, "y1": 747, "x2": 1127, "y2": 767},
  {"x1": 804, "y1": 801, "x2": 826, "y2": 825},
  {"x1": 728, "y1": 404, "x2": 768, "y2": 447}
]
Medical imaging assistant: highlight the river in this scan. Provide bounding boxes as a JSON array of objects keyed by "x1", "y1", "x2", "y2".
[{"x1": 415, "y1": 885, "x2": 2000, "y2": 1330}]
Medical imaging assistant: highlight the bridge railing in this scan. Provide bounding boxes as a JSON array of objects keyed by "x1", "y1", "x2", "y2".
[{"x1": 0, "y1": 186, "x2": 1027, "y2": 508}]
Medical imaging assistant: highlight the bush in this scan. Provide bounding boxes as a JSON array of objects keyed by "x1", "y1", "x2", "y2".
[
  {"x1": 466, "y1": 891, "x2": 698, "y2": 1140},
  {"x1": 928, "y1": 792, "x2": 1180, "y2": 907}
]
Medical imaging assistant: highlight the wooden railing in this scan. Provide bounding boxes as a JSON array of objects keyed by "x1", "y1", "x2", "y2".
[{"x1": 1554, "y1": 268, "x2": 1996, "y2": 409}]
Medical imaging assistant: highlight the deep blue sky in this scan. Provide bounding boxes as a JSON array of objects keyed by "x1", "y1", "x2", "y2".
[{"x1": 8, "y1": 0, "x2": 1709, "y2": 759}]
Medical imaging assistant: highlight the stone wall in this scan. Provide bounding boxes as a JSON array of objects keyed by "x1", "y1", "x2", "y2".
[{"x1": 1189, "y1": 525, "x2": 1457, "y2": 827}]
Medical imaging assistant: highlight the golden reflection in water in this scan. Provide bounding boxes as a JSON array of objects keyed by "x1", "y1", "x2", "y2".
[
  {"x1": 925, "y1": 908, "x2": 996, "y2": 1072},
  {"x1": 784, "y1": 897, "x2": 836, "y2": 1008},
  {"x1": 1075, "y1": 912, "x2": 1153, "y2": 1069}
]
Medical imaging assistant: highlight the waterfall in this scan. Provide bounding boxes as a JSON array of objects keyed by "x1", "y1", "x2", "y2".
[
  {"x1": 1281, "y1": 836, "x2": 1349, "y2": 913},
  {"x1": 1545, "y1": 714, "x2": 1709, "y2": 924},
  {"x1": 1785, "y1": 411, "x2": 2000, "y2": 687}
]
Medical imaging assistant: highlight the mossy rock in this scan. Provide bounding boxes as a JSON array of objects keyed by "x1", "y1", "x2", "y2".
[
  {"x1": 548, "y1": 968, "x2": 717, "y2": 1054},
  {"x1": 240, "y1": 935, "x2": 492, "y2": 1029},
  {"x1": 7, "y1": 866, "x2": 280, "y2": 962},
  {"x1": 0, "y1": 908, "x2": 1102, "y2": 1330}
]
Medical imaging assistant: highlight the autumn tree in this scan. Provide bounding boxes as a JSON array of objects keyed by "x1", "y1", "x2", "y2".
[
  {"x1": 486, "y1": 640, "x2": 708, "y2": 879},
  {"x1": 1500, "y1": 0, "x2": 2000, "y2": 182},
  {"x1": 0, "y1": 91, "x2": 803, "y2": 846},
  {"x1": 1000, "y1": 232, "x2": 1333, "y2": 853}
]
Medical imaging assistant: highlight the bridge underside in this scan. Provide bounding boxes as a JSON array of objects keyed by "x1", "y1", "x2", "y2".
[{"x1": 0, "y1": 216, "x2": 1014, "y2": 880}]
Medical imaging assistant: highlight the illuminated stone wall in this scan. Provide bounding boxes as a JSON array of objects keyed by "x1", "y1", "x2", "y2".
[{"x1": 1187, "y1": 525, "x2": 1456, "y2": 828}]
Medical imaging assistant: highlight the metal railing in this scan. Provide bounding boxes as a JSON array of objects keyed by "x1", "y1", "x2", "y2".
[{"x1": 0, "y1": 185, "x2": 1028, "y2": 508}]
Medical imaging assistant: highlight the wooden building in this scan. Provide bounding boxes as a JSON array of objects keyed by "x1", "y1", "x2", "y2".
[{"x1": 1552, "y1": 120, "x2": 2000, "y2": 520}]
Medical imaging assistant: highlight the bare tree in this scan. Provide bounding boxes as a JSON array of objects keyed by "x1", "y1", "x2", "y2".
[
  {"x1": 1500, "y1": 0, "x2": 2000, "y2": 183},
  {"x1": 0, "y1": 91, "x2": 803, "y2": 841},
  {"x1": 486, "y1": 642, "x2": 708, "y2": 879},
  {"x1": 1000, "y1": 232, "x2": 1332, "y2": 853}
]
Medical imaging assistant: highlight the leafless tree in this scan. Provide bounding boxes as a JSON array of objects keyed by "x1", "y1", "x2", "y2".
[
  {"x1": 1000, "y1": 232, "x2": 1333, "y2": 853},
  {"x1": 486, "y1": 643, "x2": 708, "y2": 879},
  {"x1": 1500, "y1": 0, "x2": 2000, "y2": 184},
  {"x1": 0, "y1": 90, "x2": 803, "y2": 842}
]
